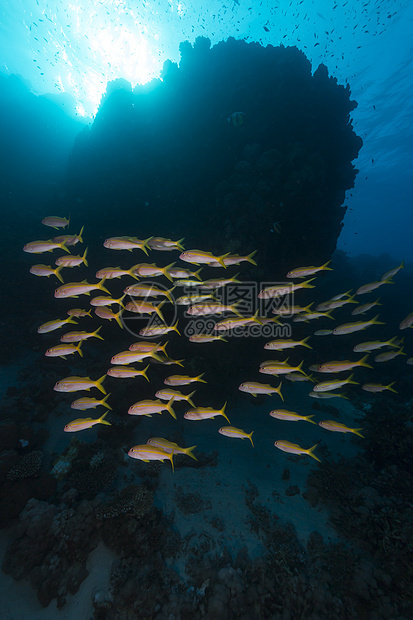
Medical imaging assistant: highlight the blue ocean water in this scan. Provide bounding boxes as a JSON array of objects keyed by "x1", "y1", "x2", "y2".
[{"x1": 0, "y1": 1, "x2": 412, "y2": 618}]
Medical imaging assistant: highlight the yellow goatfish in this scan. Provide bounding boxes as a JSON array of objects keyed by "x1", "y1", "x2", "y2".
[
  {"x1": 23, "y1": 239, "x2": 70, "y2": 254},
  {"x1": 238, "y1": 381, "x2": 283, "y2": 400},
  {"x1": 270, "y1": 410, "x2": 316, "y2": 424},
  {"x1": 54, "y1": 375, "x2": 107, "y2": 394},
  {"x1": 208, "y1": 251, "x2": 257, "y2": 267},
  {"x1": 60, "y1": 326, "x2": 103, "y2": 342},
  {"x1": 128, "y1": 397, "x2": 176, "y2": 419},
  {"x1": 274, "y1": 440, "x2": 321, "y2": 462},
  {"x1": 286, "y1": 260, "x2": 332, "y2": 279},
  {"x1": 53, "y1": 225, "x2": 84, "y2": 246},
  {"x1": 67, "y1": 308, "x2": 92, "y2": 318},
  {"x1": 103, "y1": 236, "x2": 152, "y2": 254},
  {"x1": 124, "y1": 300, "x2": 165, "y2": 322},
  {"x1": 155, "y1": 388, "x2": 196, "y2": 406},
  {"x1": 332, "y1": 315, "x2": 385, "y2": 335},
  {"x1": 139, "y1": 321, "x2": 180, "y2": 337},
  {"x1": 148, "y1": 237, "x2": 185, "y2": 251},
  {"x1": 184, "y1": 402, "x2": 230, "y2": 423},
  {"x1": 64, "y1": 410, "x2": 111, "y2": 432},
  {"x1": 381, "y1": 260, "x2": 404, "y2": 281},
  {"x1": 264, "y1": 336, "x2": 311, "y2": 350},
  {"x1": 128, "y1": 444, "x2": 174, "y2": 472},
  {"x1": 199, "y1": 274, "x2": 241, "y2": 289},
  {"x1": 164, "y1": 373, "x2": 206, "y2": 386},
  {"x1": 147, "y1": 437, "x2": 197, "y2": 460},
  {"x1": 38, "y1": 316, "x2": 77, "y2": 334},
  {"x1": 30, "y1": 264, "x2": 64, "y2": 283},
  {"x1": 189, "y1": 334, "x2": 228, "y2": 343},
  {"x1": 317, "y1": 355, "x2": 372, "y2": 373},
  {"x1": 313, "y1": 374, "x2": 358, "y2": 392},
  {"x1": 214, "y1": 310, "x2": 263, "y2": 331},
  {"x1": 355, "y1": 277, "x2": 393, "y2": 295},
  {"x1": 124, "y1": 283, "x2": 175, "y2": 302},
  {"x1": 71, "y1": 393, "x2": 112, "y2": 410},
  {"x1": 95, "y1": 266, "x2": 140, "y2": 280},
  {"x1": 374, "y1": 347, "x2": 405, "y2": 362},
  {"x1": 318, "y1": 420, "x2": 364, "y2": 437},
  {"x1": 56, "y1": 248, "x2": 88, "y2": 268},
  {"x1": 95, "y1": 306, "x2": 124, "y2": 329},
  {"x1": 54, "y1": 279, "x2": 110, "y2": 298},
  {"x1": 259, "y1": 360, "x2": 307, "y2": 376},
  {"x1": 42, "y1": 215, "x2": 70, "y2": 229},
  {"x1": 133, "y1": 262, "x2": 176, "y2": 282},
  {"x1": 110, "y1": 349, "x2": 161, "y2": 365},
  {"x1": 399, "y1": 312, "x2": 413, "y2": 330},
  {"x1": 258, "y1": 278, "x2": 315, "y2": 299},
  {"x1": 218, "y1": 426, "x2": 254, "y2": 446},
  {"x1": 353, "y1": 337, "x2": 400, "y2": 352},
  {"x1": 351, "y1": 298, "x2": 381, "y2": 316},
  {"x1": 106, "y1": 365, "x2": 150, "y2": 381},
  {"x1": 128, "y1": 341, "x2": 168, "y2": 354},
  {"x1": 362, "y1": 382, "x2": 397, "y2": 393},
  {"x1": 45, "y1": 342, "x2": 83, "y2": 359},
  {"x1": 90, "y1": 295, "x2": 125, "y2": 308},
  {"x1": 179, "y1": 249, "x2": 230, "y2": 269}
]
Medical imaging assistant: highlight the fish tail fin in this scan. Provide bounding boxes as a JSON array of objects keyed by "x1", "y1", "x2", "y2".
[
  {"x1": 183, "y1": 445, "x2": 198, "y2": 461},
  {"x1": 388, "y1": 336, "x2": 400, "y2": 348},
  {"x1": 297, "y1": 360, "x2": 307, "y2": 376},
  {"x1": 98, "y1": 411, "x2": 111, "y2": 426},
  {"x1": 166, "y1": 286, "x2": 176, "y2": 303},
  {"x1": 347, "y1": 294, "x2": 358, "y2": 304},
  {"x1": 76, "y1": 342, "x2": 83, "y2": 358},
  {"x1": 307, "y1": 443, "x2": 321, "y2": 462},
  {"x1": 82, "y1": 247, "x2": 88, "y2": 267},
  {"x1": 99, "y1": 277, "x2": 110, "y2": 295},
  {"x1": 114, "y1": 311, "x2": 124, "y2": 329},
  {"x1": 169, "y1": 453, "x2": 175, "y2": 473},
  {"x1": 353, "y1": 428, "x2": 364, "y2": 438},
  {"x1": 67, "y1": 316, "x2": 78, "y2": 325},
  {"x1": 219, "y1": 336, "x2": 228, "y2": 343},
  {"x1": 194, "y1": 268, "x2": 203, "y2": 280},
  {"x1": 155, "y1": 303, "x2": 165, "y2": 323},
  {"x1": 359, "y1": 354, "x2": 372, "y2": 368},
  {"x1": 322, "y1": 259, "x2": 333, "y2": 271},
  {"x1": 276, "y1": 382, "x2": 284, "y2": 401},
  {"x1": 247, "y1": 250, "x2": 257, "y2": 266},
  {"x1": 158, "y1": 340, "x2": 168, "y2": 356},
  {"x1": 86, "y1": 310, "x2": 92, "y2": 317},
  {"x1": 150, "y1": 350, "x2": 163, "y2": 362},
  {"x1": 372, "y1": 314, "x2": 385, "y2": 325},
  {"x1": 348, "y1": 373, "x2": 359, "y2": 385},
  {"x1": 55, "y1": 265, "x2": 65, "y2": 283},
  {"x1": 175, "y1": 359, "x2": 185, "y2": 367},
  {"x1": 252, "y1": 310, "x2": 263, "y2": 325},
  {"x1": 325, "y1": 310, "x2": 335, "y2": 320},
  {"x1": 232, "y1": 272, "x2": 241, "y2": 284},
  {"x1": 222, "y1": 410, "x2": 231, "y2": 424},
  {"x1": 77, "y1": 226, "x2": 84, "y2": 244},
  {"x1": 305, "y1": 415, "x2": 317, "y2": 425},
  {"x1": 303, "y1": 277, "x2": 316, "y2": 289},
  {"x1": 141, "y1": 237, "x2": 153, "y2": 256},
  {"x1": 96, "y1": 375, "x2": 107, "y2": 394},
  {"x1": 101, "y1": 393, "x2": 112, "y2": 410},
  {"x1": 197, "y1": 372, "x2": 207, "y2": 383},
  {"x1": 93, "y1": 325, "x2": 104, "y2": 340},
  {"x1": 117, "y1": 294, "x2": 126, "y2": 309},
  {"x1": 177, "y1": 237, "x2": 185, "y2": 251},
  {"x1": 384, "y1": 276, "x2": 394, "y2": 285},
  {"x1": 216, "y1": 253, "x2": 229, "y2": 269},
  {"x1": 166, "y1": 396, "x2": 176, "y2": 419},
  {"x1": 173, "y1": 320, "x2": 181, "y2": 336},
  {"x1": 387, "y1": 381, "x2": 397, "y2": 393},
  {"x1": 187, "y1": 390, "x2": 196, "y2": 407},
  {"x1": 140, "y1": 365, "x2": 150, "y2": 382},
  {"x1": 129, "y1": 265, "x2": 140, "y2": 280},
  {"x1": 301, "y1": 336, "x2": 312, "y2": 349},
  {"x1": 67, "y1": 213, "x2": 71, "y2": 228},
  {"x1": 163, "y1": 262, "x2": 176, "y2": 282},
  {"x1": 60, "y1": 241, "x2": 71, "y2": 254},
  {"x1": 248, "y1": 431, "x2": 254, "y2": 447}
]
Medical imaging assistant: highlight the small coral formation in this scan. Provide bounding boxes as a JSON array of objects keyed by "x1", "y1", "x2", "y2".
[
  {"x1": 7, "y1": 450, "x2": 43, "y2": 481},
  {"x1": 95, "y1": 484, "x2": 153, "y2": 521}
]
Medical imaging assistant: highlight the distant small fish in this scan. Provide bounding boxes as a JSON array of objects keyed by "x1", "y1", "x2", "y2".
[
  {"x1": 313, "y1": 374, "x2": 358, "y2": 392},
  {"x1": 41, "y1": 215, "x2": 70, "y2": 229},
  {"x1": 353, "y1": 337, "x2": 400, "y2": 352},
  {"x1": 103, "y1": 236, "x2": 152, "y2": 254},
  {"x1": 264, "y1": 336, "x2": 311, "y2": 350},
  {"x1": 133, "y1": 262, "x2": 176, "y2": 281},
  {"x1": 318, "y1": 420, "x2": 363, "y2": 437},
  {"x1": 164, "y1": 373, "x2": 206, "y2": 386},
  {"x1": 332, "y1": 315, "x2": 384, "y2": 335},
  {"x1": 228, "y1": 111, "x2": 245, "y2": 127},
  {"x1": 128, "y1": 397, "x2": 176, "y2": 418},
  {"x1": 381, "y1": 260, "x2": 404, "y2": 281},
  {"x1": 219, "y1": 426, "x2": 254, "y2": 446},
  {"x1": 374, "y1": 347, "x2": 405, "y2": 363},
  {"x1": 314, "y1": 329, "x2": 333, "y2": 336},
  {"x1": 124, "y1": 283, "x2": 175, "y2": 302},
  {"x1": 155, "y1": 388, "x2": 196, "y2": 406},
  {"x1": 258, "y1": 278, "x2": 315, "y2": 299},
  {"x1": 180, "y1": 249, "x2": 230, "y2": 269},
  {"x1": 64, "y1": 410, "x2": 111, "y2": 432},
  {"x1": 67, "y1": 308, "x2": 92, "y2": 318},
  {"x1": 189, "y1": 333, "x2": 227, "y2": 343},
  {"x1": 399, "y1": 312, "x2": 413, "y2": 330},
  {"x1": 274, "y1": 440, "x2": 321, "y2": 462},
  {"x1": 95, "y1": 306, "x2": 124, "y2": 329},
  {"x1": 45, "y1": 342, "x2": 83, "y2": 358},
  {"x1": 38, "y1": 316, "x2": 77, "y2": 333},
  {"x1": 90, "y1": 294, "x2": 125, "y2": 308},
  {"x1": 139, "y1": 320, "x2": 180, "y2": 337},
  {"x1": 95, "y1": 265, "x2": 139, "y2": 280},
  {"x1": 147, "y1": 237, "x2": 185, "y2": 251},
  {"x1": 128, "y1": 444, "x2": 175, "y2": 471},
  {"x1": 53, "y1": 226, "x2": 84, "y2": 246},
  {"x1": 54, "y1": 279, "x2": 110, "y2": 299},
  {"x1": 60, "y1": 326, "x2": 103, "y2": 342},
  {"x1": 309, "y1": 392, "x2": 348, "y2": 400},
  {"x1": 351, "y1": 298, "x2": 381, "y2": 316},
  {"x1": 355, "y1": 277, "x2": 393, "y2": 295},
  {"x1": 286, "y1": 260, "x2": 332, "y2": 279},
  {"x1": 362, "y1": 382, "x2": 397, "y2": 393},
  {"x1": 168, "y1": 267, "x2": 202, "y2": 280},
  {"x1": 23, "y1": 239, "x2": 70, "y2": 254}
]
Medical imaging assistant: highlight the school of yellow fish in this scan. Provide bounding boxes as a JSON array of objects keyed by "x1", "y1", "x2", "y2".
[{"x1": 23, "y1": 216, "x2": 412, "y2": 471}]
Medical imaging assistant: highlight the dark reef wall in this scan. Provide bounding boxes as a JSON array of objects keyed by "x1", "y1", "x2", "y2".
[{"x1": 67, "y1": 36, "x2": 362, "y2": 275}]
